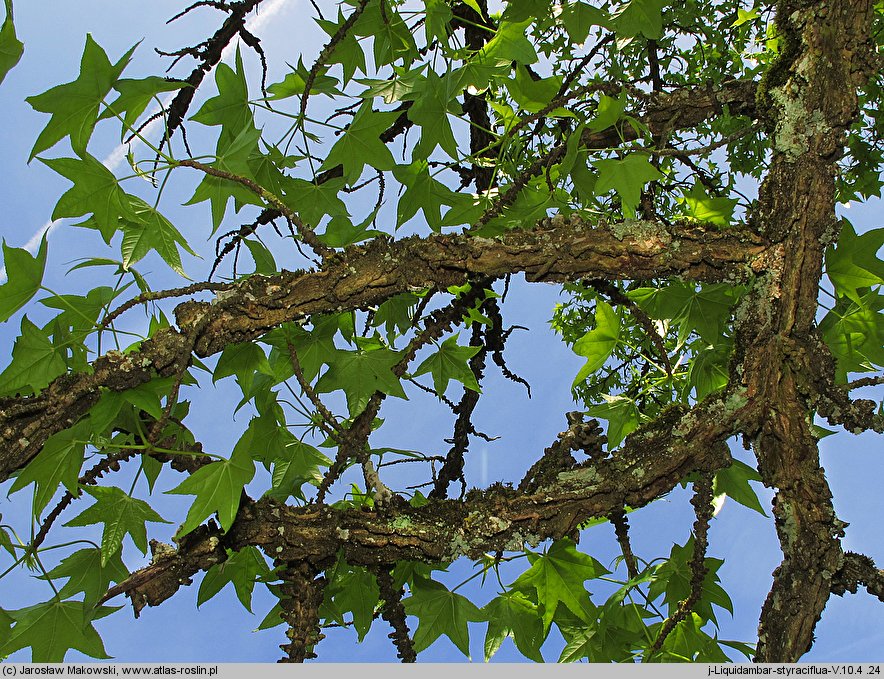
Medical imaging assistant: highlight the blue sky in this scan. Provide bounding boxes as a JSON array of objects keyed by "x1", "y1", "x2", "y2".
[{"x1": 1, "y1": 0, "x2": 882, "y2": 663}]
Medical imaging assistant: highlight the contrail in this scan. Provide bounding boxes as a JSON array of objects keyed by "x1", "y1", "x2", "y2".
[{"x1": 1, "y1": 0, "x2": 293, "y2": 283}]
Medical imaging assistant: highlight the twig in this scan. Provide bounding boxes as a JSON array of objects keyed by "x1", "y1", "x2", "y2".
[{"x1": 177, "y1": 159, "x2": 334, "y2": 260}]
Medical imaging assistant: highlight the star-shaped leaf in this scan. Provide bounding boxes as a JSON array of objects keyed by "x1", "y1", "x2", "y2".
[
  {"x1": 478, "y1": 19, "x2": 537, "y2": 65},
  {"x1": 120, "y1": 196, "x2": 196, "y2": 277},
  {"x1": 64, "y1": 486, "x2": 169, "y2": 564},
  {"x1": 0, "y1": 316, "x2": 67, "y2": 398},
  {"x1": 713, "y1": 459, "x2": 767, "y2": 517},
  {"x1": 166, "y1": 440, "x2": 255, "y2": 537},
  {"x1": 407, "y1": 70, "x2": 459, "y2": 158},
  {"x1": 320, "y1": 555, "x2": 380, "y2": 642},
  {"x1": 99, "y1": 76, "x2": 187, "y2": 134},
  {"x1": 40, "y1": 548, "x2": 128, "y2": 608},
  {"x1": 320, "y1": 102, "x2": 400, "y2": 182},
  {"x1": 26, "y1": 34, "x2": 135, "y2": 160},
  {"x1": 572, "y1": 301, "x2": 620, "y2": 386},
  {"x1": 266, "y1": 439, "x2": 332, "y2": 502},
  {"x1": 198, "y1": 546, "x2": 271, "y2": 613},
  {"x1": 8, "y1": 419, "x2": 89, "y2": 515},
  {"x1": 593, "y1": 153, "x2": 664, "y2": 218},
  {"x1": 315, "y1": 342, "x2": 407, "y2": 415},
  {"x1": 648, "y1": 537, "x2": 733, "y2": 626},
  {"x1": 483, "y1": 591, "x2": 545, "y2": 662},
  {"x1": 682, "y1": 182, "x2": 738, "y2": 227},
  {"x1": 584, "y1": 394, "x2": 641, "y2": 448},
  {"x1": 191, "y1": 47, "x2": 250, "y2": 133},
  {"x1": 612, "y1": 0, "x2": 668, "y2": 39},
  {"x1": 0, "y1": 236, "x2": 48, "y2": 323},
  {"x1": 403, "y1": 577, "x2": 484, "y2": 658},
  {"x1": 42, "y1": 153, "x2": 135, "y2": 242},
  {"x1": 1, "y1": 600, "x2": 115, "y2": 662},
  {"x1": 826, "y1": 221, "x2": 884, "y2": 304},
  {"x1": 393, "y1": 160, "x2": 458, "y2": 232},
  {"x1": 412, "y1": 334, "x2": 481, "y2": 395},
  {"x1": 510, "y1": 538, "x2": 609, "y2": 632}
]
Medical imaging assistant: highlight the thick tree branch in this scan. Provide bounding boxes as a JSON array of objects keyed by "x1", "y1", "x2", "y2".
[
  {"x1": 0, "y1": 218, "x2": 765, "y2": 483},
  {"x1": 733, "y1": 0, "x2": 875, "y2": 662},
  {"x1": 100, "y1": 399, "x2": 739, "y2": 611}
]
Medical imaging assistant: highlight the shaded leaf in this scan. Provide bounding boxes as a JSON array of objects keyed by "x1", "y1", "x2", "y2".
[{"x1": 64, "y1": 485, "x2": 169, "y2": 564}]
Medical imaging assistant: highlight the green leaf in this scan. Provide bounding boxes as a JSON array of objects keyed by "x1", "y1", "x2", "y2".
[
  {"x1": 166, "y1": 439, "x2": 255, "y2": 537},
  {"x1": 0, "y1": 236, "x2": 47, "y2": 323},
  {"x1": 423, "y1": 0, "x2": 453, "y2": 43},
  {"x1": 281, "y1": 176, "x2": 350, "y2": 226},
  {"x1": 732, "y1": 8, "x2": 759, "y2": 27},
  {"x1": 9, "y1": 420, "x2": 82, "y2": 515},
  {"x1": 412, "y1": 334, "x2": 482, "y2": 395},
  {"x1": 819, "y1": 291, "x2": 884, "y2": 379},
  {"x1": 482, "y1": 591, "x2": 545, "y2": 662},
  {"x1": 99, "y1": 76, "x2": 187, "y2": 133},
  {"x1": 587, "y1": 93, "x2": 627, "y2": 133},
  {"x1": 120, "y1": 196, "x2": 195, "y2": 276},
  {"x1": 572, "y1": 301, "x2": 620, "y2": 386},
  {"x1": 2, "y1": 600, "x2": 114, "y2": 662},
  {"x1": 713, "y1": 459, "x2": 768, "y2": 516},
  {"x1": 184, "y1": 170, "x2": 258, "y2": 235},
  {"x1": 316, "y1": 9, "x2": 366, "y2": 83},
  {"x1": 687, "y1": 344, "x2": 731, "y2": 399},
  {"x1": 630, "y1": 282, "x2": 743, "y2": 344},
  {"x1": 320, "y1": 102, "x2": 400, "y2": 182},
  {"x1": 372, "y1": 292, "x2": 419, "y2": 345},
  {"x1": 407, "y1": 70, "x2": 459, "y2": 158},
  {"x1": 198, "y1": 547, "x2": 271, "y2": 613},
  {"x1": 320, "y1": 554, "x2": 380, "y2": 642},
  {"x1": 191, "y1": 48, "x2": 250, "y2": 132},
  {"x1": 584, "y1": 394, "x2": 641, "y2": 448},
  {"x1": 243, "y1": 238, "x2": 278, "y2": 275},
  {"x1": 612, "y1": 0, "x2": 668, "y2": 39},
  {"x1": 41, "y1": 548, "x2": 128, "y2": 608},
  {"x1": 593, "y1": 153, "x2": 664, "y2": 218},
  {"x1": 265, "y1": 439, "x2": 331, "y2": 502},
  {"x1": 505, "y1": 65, "x2": 562, "y2": 113},
  {"x1": 64, "y1": 486, "x2": 169, "y2": 564},
  {"x1": 266, "y1": 58, "x2": 339, "y2": 100},
  {"x1": 315, "y1": 343, "x2": 407, "y2": 415},
  {"x1": 403, "y1": 577, "x2": 484, "y2": 658},
  {"x1": 479, "y1": 20, "x2": 538, "y2": 65},
  {"x1": 682, "y1": 182, "x2": 738, "y2": 226},
  {"x1": 26, "y1": 34, "x2": 135, "y2": 160},
  {"x1": 510, "y1": 538, "x2": 609, "y2": 632},
  {"x1": 558, "y1": 626, "x2": 598, "y2": 662},
  {"x1": 826, "y1": 221, "x2": 884, "y2": 304},
  {"x1": 0, "y1": 0, "x2": 23, "y2": 85},
  {"x1": 214, "y1": 342, "x2": 272, "y2": 385},
  {"x1": 260, "y1": 321, "x2": 338, "y2": 384},
  {"x1": 0, "y1": 316, "x2": 67, "y2": 397},
  {"x1": 42, "y1": 153, "x2": 136, "y2": 243},
  {"x1": 648, "y1": 537, "x2": 733, "y2": 626},
  {"x1": 560, "y1": 2, "x2": 608, "y2": 44}
]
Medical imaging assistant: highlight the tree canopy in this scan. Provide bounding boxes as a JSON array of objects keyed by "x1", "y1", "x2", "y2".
[{"x1": 0, "y1": 0, "x2": 883, "y2": 663}]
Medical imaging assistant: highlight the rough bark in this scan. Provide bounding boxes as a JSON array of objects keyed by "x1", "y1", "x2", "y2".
[
  {"x1": 733, "y1": 0, "x2": 875, "y2": 662},
  {"x1": 0, "y1": 217, "x2": 765, "y2": 483}
]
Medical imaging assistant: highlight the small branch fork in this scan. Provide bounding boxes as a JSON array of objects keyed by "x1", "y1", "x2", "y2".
[
  {"x1": 149, "y1": 0, "x2": 268, "y2": 153},
  {"x1": 176, "y1": 159, "x2": 334, "y2": 261},
  {"x1": 649, "y1": 472, "x2": 715, "y2": 655},
  {"x1": 375, "y1": 566, "x2": 417, "y2": 662}
]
